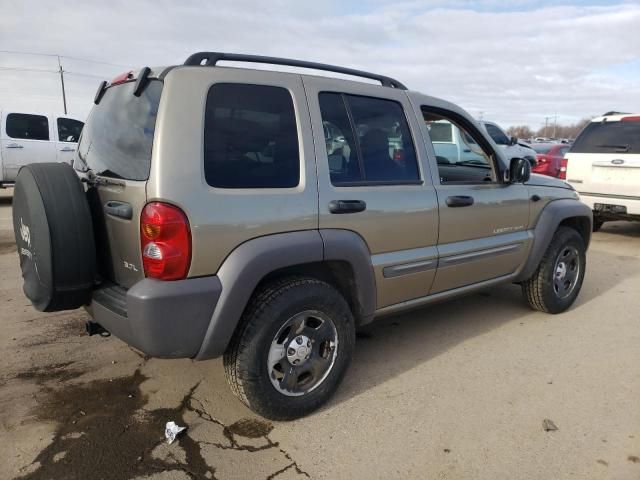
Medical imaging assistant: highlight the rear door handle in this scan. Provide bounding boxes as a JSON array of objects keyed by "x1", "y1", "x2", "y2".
[
  {"x1": 7, "y1": 143, "x2": 23, "y2": 149},
  {"x1": 60, "y1": 147, "x2": 75, "y2": 152},
  {"x1": 446, "y1": 195, "x2": 474, "y2": 207},
  {"x1": 104, "y1": 201, "x2": 133, "y2": 220},
  {"x1": 328, "y1": 200, "x2": 367, "y2": 214}
]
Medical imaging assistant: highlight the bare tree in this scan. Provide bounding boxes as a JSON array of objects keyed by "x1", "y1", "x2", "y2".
[{"x1": 507, "y1": 125, "x2": 534, "y2": 140}]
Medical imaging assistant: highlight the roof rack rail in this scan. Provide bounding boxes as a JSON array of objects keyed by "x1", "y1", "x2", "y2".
[
  {"x1": 184, "y1": 52, "x2": 407, "y2": 90},
  {"x1": 602, "y1": 111, "x2": 630, "y2": 116}
]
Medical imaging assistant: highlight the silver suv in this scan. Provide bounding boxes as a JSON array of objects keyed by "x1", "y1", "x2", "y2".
[{"x1": 12, "y1": 52, "x2": 592, "y2": 420}]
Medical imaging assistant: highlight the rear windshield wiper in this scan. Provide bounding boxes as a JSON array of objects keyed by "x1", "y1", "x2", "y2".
[
  {"x1": 81, "y1": 169, "x2": 125, "y2": 187},
  {"x1": 596, "y1": 144, "x2": 630, "y2": 152}
]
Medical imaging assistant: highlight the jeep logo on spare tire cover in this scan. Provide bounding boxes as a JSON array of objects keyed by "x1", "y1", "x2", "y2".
[{"x1": 11, "y1": 163, "x2": 97, "y2": 312}]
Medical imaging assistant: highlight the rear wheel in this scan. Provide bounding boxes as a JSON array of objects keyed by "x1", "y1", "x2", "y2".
[
  {"x1": 522, "y1": 227, "x2": 586, "y2": 314},
  {"x1": 224, "y1": 277, "x2": 355, "y2": 420},
  {"x1": 592, "y1": 218, "x2": 604, "y2": 232}
]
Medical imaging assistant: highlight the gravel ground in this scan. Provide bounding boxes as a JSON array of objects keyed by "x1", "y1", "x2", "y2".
[{"x1": 1, "y1": 187, "x2": 639, "y2": 480}]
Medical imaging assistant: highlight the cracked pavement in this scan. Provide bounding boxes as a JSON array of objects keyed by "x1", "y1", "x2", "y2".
[{"x1": 1, "y1": 188, "x2": 640, "y2": 479}]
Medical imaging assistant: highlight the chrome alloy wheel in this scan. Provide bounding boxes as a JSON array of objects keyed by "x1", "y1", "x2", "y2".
[{"x1": 267, "y1": 310, "x2": 338, "y2": 397}]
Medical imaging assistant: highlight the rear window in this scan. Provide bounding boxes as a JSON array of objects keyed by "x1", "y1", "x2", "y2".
[
  {"x1": 204, "y1": 84, "x2": 300, "y2": 189},
  {"x1": 76, "y1": 80, "x2": 162, "y2": 180},
  {"x1": 427, "y1": 122, "x2": 453, "y2": 142},
  {"x1": 571, "y1": 120, "x2": 640, "y2": 154},
  {"x1": 6, "y1": 113, "x2": 49, "y2": 141}
]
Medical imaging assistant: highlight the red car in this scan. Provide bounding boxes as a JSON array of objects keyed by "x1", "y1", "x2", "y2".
[{"x1": 531, "y1": 143, "x2": 571, "y2": 179}]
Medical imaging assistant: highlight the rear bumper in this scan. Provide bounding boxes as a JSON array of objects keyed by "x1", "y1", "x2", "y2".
[
  {"x1": 87, "y1": 276, "x2": 222, "y2": 358},
  {"x1": 579, "y1": 193, "x2": 640, "y2": 217}
]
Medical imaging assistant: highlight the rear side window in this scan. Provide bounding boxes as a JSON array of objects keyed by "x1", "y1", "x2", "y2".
[
  {"x1": 77, "y1": 80, "x2": 162, "y2": 180},
  {"x1": 6, "y1": 113, "x2": 49, "y2": 141},
  {"x1": 57, "y1": 118, "x2": 83, "y2": 143},
  {"x1": 571, "y1": 120, "x2": 640, "y2": 154},
  {"x1": 204, "y1": 84, "x2": 300, "y2": 189},
  {"x1": 319, "y1": 93, "x2": 420, "y2": 185}
]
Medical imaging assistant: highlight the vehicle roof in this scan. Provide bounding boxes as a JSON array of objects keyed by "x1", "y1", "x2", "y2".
[{"x1": 590, "y1": 113, "x2": 640, "y2": 122}]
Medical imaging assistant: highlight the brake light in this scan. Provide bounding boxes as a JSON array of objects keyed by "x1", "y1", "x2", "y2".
[
  {"x1": 621, "y1": 116, "x2": 640, "y2": 122},
  {"x1": 558, "y1": 158, "x2": 568, "y2": 179},
  {"x1": 111, "y1": 71, "x2": 133, "y2": 85},
  {"x1": 140, "y1": 202, "x2": 191, "y2": 280}
]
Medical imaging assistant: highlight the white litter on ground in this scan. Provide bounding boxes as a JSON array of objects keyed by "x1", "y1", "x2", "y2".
[{"x1": 165, "y1": 421, "x2": 187, "y2": 444}]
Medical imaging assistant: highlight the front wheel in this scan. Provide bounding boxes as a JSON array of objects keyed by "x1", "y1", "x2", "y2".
[
  {"x1": 223, "y1": 277, "x2": 355, "y2": 420},
  {"x1": 522, "y1": 227, "x2": 586, "y2": 314}
]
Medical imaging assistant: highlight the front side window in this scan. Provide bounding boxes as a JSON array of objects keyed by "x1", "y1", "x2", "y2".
[
  {"x1": 319, "y1": 93, "x2": 420, "y2": 185},
  {"x1": 6, "y1": 113, "x2": 49, "y2": 141},
  {"x1": 204, "y1": 84, "x2": 300, "y2": 189},
  {"x1": 57, "y1": 118, "x2": 84, "y2": 143},
  {"x1": 485, "y1": 123, "x2": 510, "y2": 145},
  {"x1": 424, "y1": 109, "x2": 497, "y2": 184}
]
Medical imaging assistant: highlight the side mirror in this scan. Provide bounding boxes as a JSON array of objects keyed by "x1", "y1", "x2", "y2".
[
  {"x1": 508, "y1": 157, "x2": 531, "y2": 183},
  {"x1": 509, "y1": 136, "x2": 518, "y2": 146}
]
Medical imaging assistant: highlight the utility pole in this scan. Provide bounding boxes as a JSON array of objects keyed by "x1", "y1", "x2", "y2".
[
  {"x1": 544, "y1": 116, "x2": 549, "y2": 138},
  {"x1": 57, "y1": 55, "x2": 67, "y2": 114},
  {"x1": 553, "y1": 113, "x2": 557, "y2": 138}
]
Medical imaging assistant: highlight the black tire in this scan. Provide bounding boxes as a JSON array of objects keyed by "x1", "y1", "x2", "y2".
[
  {"x1": 12, "y1": 163, "x2": 96, "y2": 312},
  {"x1": 592, "y1": 218, "x2": 604, "y2": 232},
  {"x1": 224, "y1": 277, "x2": 355, "y2": 420},
  {"x1": 522, "y1": 226, "x2": 586, "y2": 314}
]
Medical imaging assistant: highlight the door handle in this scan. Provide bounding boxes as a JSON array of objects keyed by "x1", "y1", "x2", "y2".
[
  {"x1": 446, "y1": 195, "x2": 474, "y2": 207},
  {"x1": 104, "y1": 201, "x2": 133, "y2": 220},
  {"x1": 7, "y1": 143, "x2": 23, "y2": 149},
  {"x1": 328, "y1": 200, "x2": 367, "y2": 214},
  {"x1": 60, "y1": 147, "x2": 75, "y2": 152}
]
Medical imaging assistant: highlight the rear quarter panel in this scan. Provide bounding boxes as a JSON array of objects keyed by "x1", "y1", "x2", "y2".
[{"x1": 148, "y1": 67, "x2": 319, "y2": 277}]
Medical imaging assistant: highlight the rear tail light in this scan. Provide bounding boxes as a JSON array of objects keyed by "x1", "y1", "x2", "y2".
[
  {"x1": 621, "y1": 116, "x2": 640, "y2": 122},
  {"x1": 140, "y1": 202, "x2": 191, "y2": 280},
  {"x1": 110, "y1": 71, "x2": 133, "y2": 85},
  {"x1": 558, "y1": 158, "x2": 568, "y2": 179}
]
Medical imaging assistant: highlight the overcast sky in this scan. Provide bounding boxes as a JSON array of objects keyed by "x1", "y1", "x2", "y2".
[{"x1": 1, "y1": 0, "x2": 639, "y2": 129}]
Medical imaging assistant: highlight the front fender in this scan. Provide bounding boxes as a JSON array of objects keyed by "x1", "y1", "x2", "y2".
[{"x1": 515, "y1": 199, "x2": 592, "y2": 281}]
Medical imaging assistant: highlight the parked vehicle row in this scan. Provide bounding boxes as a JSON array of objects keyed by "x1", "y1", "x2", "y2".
[
  {"x1": 0, "y1": 111, "x2": 84, "y2": 187},
  {"x1": 12, "y1": 52, "x2": 591, "y2": 420}
]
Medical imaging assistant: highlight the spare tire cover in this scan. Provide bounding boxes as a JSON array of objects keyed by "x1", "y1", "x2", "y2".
[{"x1": 12, "y1": 162, "x2": 96, "y2": 312}]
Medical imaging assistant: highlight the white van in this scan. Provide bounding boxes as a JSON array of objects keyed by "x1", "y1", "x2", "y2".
[
  {"x1": 565, "y1": 112, "x2": 640, "y2": 230},
  {"x1": 0, "y1": 111, "x2": 84, "y2": 187}
]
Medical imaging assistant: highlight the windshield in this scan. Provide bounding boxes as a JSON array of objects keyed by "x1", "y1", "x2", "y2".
[
  {"x1": 76, "y1": 80, "x2": 162, "y2": 180},
  {"x1": 571, "y1": 120, "x2": 640, "y2": 154}
]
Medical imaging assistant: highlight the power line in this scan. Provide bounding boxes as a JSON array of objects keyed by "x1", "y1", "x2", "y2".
[
  {"x1": 0, "y1": 66, "x2": 58, "y2": 73},
  {"x1": 0, "y1": 50, "x2": 130, "y2": 68}
]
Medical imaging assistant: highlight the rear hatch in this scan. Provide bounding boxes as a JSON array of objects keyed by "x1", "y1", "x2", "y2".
[
  {"x1": 566, "y1": 116, "x2": 640, "y2": 198},
  {"x1": 75, "y1": 76, "x2": 163, "y2": 288}
]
